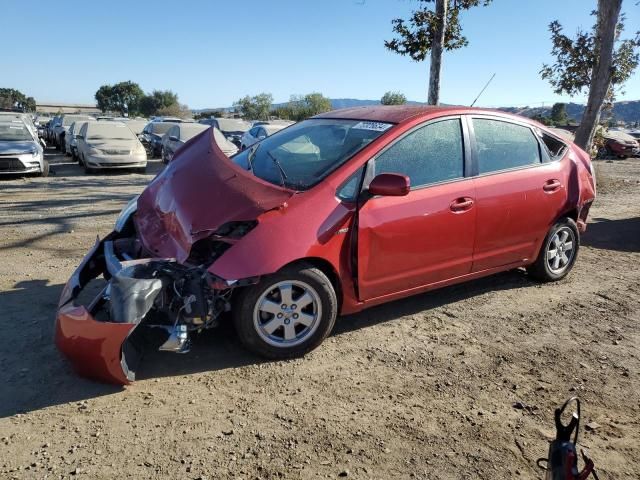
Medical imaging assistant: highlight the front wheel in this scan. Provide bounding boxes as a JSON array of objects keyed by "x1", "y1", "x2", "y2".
[
  {"x1": 233, "y1": 264, "x2": 338, "y2": 359},
  {"x1": 40, "y1": 159, "x2": 50, "y2": 177},
  {"x1": 527, "y1": 218, "x2": 580, "y2": 282}
]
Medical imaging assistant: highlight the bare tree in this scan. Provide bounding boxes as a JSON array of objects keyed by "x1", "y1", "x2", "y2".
[
  {"x1": 385, "y1": 0, "x2": 492, "y2": 105},
  {"x1": 428, "y1": 0, "x2": 448, "y2": 105},
  {"x1": 575, "y1": 0, "x2": 623, "y2": 149}
]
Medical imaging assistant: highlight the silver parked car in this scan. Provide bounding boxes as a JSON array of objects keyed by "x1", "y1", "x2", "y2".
[
  {"x1": 0, "y1": 119, "x2": 48, "y2": 176},
  {"x1": 65, "y1": 120, "x2": 94, "y2": 160},
  {"x1": 240, "y1": 122, "x2": 292, "y2": 150},
  {"x1": 161, "y1": 123, "x2": 239, "y2": 163},
  {"x1": 198, "y1": 117, "x2": 251, "y2": 147},
  {"x1": 76, "y1": 121, "x2": 147, "y2": 174}
]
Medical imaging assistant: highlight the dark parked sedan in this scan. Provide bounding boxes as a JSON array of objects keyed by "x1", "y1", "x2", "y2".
[{"x1": 56, "y1": 106, "x2": 596, "y2": 384}]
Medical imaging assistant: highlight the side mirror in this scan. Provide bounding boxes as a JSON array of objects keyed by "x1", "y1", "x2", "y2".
[
  {"x1": 368, "y1": 173, "x2": 410, "y2": 197},
  {"x1": 76, "y1": 135, "x2": 84, "y2": 140},
  {"x1": 169, "y1": 135, "x2": 179, "y2": 142},
  {"x1": 257, "y1": 134, "x2": 266, "y2": 140}
]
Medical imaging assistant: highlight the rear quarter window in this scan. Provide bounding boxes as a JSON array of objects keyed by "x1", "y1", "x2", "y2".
[
  {"x1": 540, "y1": 132, "x2": 568, "y2": 160},
  {"x1": 473, "y1": 119, "x2": 541, "y2": 174}
]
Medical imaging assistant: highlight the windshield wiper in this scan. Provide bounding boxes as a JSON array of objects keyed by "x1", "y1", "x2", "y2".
[
  {"x1": 247, "y1": 143, "x2": 260, "y2": 171},
  {"x1": 266, "y1": 150, "x2": 288, "y2": 187}
]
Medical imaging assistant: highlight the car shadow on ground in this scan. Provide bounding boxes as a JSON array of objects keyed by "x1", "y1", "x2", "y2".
[
  {"x1": 0, "y1": 269, "x2": 532, "y2": 418},
  {"x1": 4, "y1": 214, "x2": 631, "y2": 417},
  {"x1": 582, "y1": 216, "x2": 640, "y2": 252}
]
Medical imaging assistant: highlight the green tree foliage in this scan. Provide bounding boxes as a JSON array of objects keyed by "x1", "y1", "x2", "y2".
[
  {"x1": 273, "y1": 93, "x2": 333, "y2": 121},
  {"x1": 381, "y1": 91, "x2": 407, "y2": 105},
  {"x1": 234, "y1": 93, "x2": 273, "y2": 120},
  {"x1": 193, "y1": 110, "x2": 225, "y2": 120},
  {"x1": 550, "y1": 102, "x2": 569, "y2": 124},
  {"x1": 0, "y1": 88, "x2": 36, "y2": 112},
  {"x1": 156, "y1": 103, "x2": 192, "y2": 119},
  {"x1": 94, "y1": 81, "x2": 145, "y2": 116},
  {"x1": 139, "y1": 90, "x2": 179, "y2": 117},
  {"x1": 540, "y1": 15, "x2": 639, "y2": 99},
  {"x1": 531, "y1": 114, "x2": 553, "y2": 126},
  {"x1": 385, "y1": 0, "x2": 492, "y2": 104},
  {"x1": 540, "y1": 2, "x2": 639, "y2": 150}
]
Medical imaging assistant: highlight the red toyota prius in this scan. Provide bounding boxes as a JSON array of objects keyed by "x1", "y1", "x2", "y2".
[{"x1": 55, "y1": 106, "x2": 596, "y2": 384}]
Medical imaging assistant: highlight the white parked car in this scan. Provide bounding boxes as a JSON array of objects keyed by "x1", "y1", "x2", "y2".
[
  {"x1": 161, "y1": 124, "x2": 238, "y2": 163},
  {"x1": 240, "y1": 123, "x2": 291, "y2": 150},
  {"x1": 76, "y1": 121, "x2": 147, "y2": 174}
]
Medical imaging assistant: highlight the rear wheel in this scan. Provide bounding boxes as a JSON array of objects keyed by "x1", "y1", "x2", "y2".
[
  {"x1": 233, "y1": 264, "x2": 337, "y2": 359},
  {"x1": 527, "y1": 218, "x2": 579, "y2": 282}
]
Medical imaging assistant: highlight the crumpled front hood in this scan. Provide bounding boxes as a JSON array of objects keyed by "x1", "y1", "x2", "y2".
[
  {"x1": 135, "y1": 128, "x2": 293, "y2": 262},
  {"x1": 0, "y1": 140, "x2": 37, "y2": 155}
]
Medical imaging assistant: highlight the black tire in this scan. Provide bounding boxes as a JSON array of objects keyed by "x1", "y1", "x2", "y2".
[
  {"x1": 232, "y1": 263, "x2": 338, "y2": 359},
  {"x1": 84, "y1": 163, "x2": 95, "y2": 174},
  {"x1": 527, "y1": 217, "x2": 580, "y2": 282},
  {"x1": 40, "y1": 159, "x2": 50, "y2": 177}
]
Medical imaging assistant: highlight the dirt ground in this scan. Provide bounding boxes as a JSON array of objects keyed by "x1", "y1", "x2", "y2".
[{"x1": 0, "y1": 149, "x2": 638, "y2": 480}]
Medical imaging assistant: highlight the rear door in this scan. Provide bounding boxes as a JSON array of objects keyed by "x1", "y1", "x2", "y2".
[
  {"x1": 357, "y1": 117, "x2": 476, "y2": 301},
  {"x1": 469, "y1": 116, "x2": 569, "y2": 271}
]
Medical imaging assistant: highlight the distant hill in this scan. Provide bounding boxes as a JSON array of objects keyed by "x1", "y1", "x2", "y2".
[
  {"x1": 499, "y1": 100, "x2": 640, "y2": 123},
  {"x1": 196, "y1": 98, "x2": 640, "y2": 123}
]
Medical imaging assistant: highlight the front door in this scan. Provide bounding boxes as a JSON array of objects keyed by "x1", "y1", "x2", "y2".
[{"x1": 357, "y1": 117, "x2": 476, "y2": 301}]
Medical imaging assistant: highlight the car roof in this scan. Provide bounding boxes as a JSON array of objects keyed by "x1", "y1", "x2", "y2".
[{"x1": 313, "y1": 105, "x2": 526, "y2": 124}]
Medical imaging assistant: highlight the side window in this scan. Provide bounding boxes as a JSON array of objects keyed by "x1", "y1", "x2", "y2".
[
  {"x1": 539, "y1": 131, "x2": 567, "y2": 160},
  {"x1": 375, "y1": 119, "x2": 464, "y2": 188},
  {"x1": 257, "y1": 128, "x2": 267, "y2": 138},
  {"x1": 473, "y1": 119, "x2": 541, "y2": 174},
  {"x1": 249, "y1": 127, "x2": 259, "y2": 137},
  {"x1": 337, "y1": 166, "x2": 365, "y2": 201}
]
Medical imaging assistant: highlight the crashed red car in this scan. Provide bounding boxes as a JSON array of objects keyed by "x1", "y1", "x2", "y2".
[{"x1": 55, "y1": 106, "x2": 596, "y2": 384}]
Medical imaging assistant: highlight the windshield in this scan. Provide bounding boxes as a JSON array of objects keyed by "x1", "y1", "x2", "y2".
[
  {"x1": 151, "y1": 123, "x2": 176, "y2": 135},
  {"x1": 86, "y1": 123, "x2": 136, "y2": 141},
  {"x1": 180, "y1": 124, "x2": 209, "y2": 141},
  {"x1": 63, "y1": 115, "x2": 92, "y2": 127},
  {"x1": 216, "y1": 118, "x2": 250, "y2": 133},
  {"x1": 0, "y1": 122, "x2": 33, "y2": 141},
  {"x1": 232, "y1": 118, "x2": 393, "y2": 190}
]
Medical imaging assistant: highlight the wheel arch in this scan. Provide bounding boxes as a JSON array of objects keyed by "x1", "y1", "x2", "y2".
[{"x1": 279, "y1": 257, "x2": 343, "y2": 311}]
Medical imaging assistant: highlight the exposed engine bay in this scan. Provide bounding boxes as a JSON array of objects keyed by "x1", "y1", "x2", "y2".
[{"x1": 55, "y1": 204, "x2": 259, "y2": 384}]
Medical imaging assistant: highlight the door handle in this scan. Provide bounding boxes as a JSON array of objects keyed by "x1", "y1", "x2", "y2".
[
  {"x1": 543, "y1": 179, "x2": 563, "y2": 192},
  {"x1": 450, "y1": 197, "x2": 474, "y2": 212}
]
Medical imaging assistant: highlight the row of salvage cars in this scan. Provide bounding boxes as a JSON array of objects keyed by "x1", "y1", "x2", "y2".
[
  {"x1": 55, "y1": 105, "x2": 596, "y2": 384},
  {"x1": 36, "y1": 114, "x2": 294, "y2": 173}
]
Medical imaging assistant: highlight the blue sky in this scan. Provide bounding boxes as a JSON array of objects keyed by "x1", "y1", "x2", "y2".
[{"x1": 2, "y1": 0, "x2": 639, "y2": 109}]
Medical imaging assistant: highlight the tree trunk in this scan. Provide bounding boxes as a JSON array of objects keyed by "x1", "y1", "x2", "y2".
[
  {"x1": 428, "y1": 0, "x2": 448, "y2": 105},
  {"x1": 574, "y1": 0, "x2": 622, "y2": 152}
]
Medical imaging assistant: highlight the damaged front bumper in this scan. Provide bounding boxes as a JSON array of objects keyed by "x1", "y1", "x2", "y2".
[
  {"x1": 55, "y1": 234, "x2": 230, "y2": 385},
  {"x1": 55, "y1": 238, "x2": 139, "y2": 384}
]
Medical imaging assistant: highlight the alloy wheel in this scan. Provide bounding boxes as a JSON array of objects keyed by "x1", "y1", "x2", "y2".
[
  {"x1": 253, "y1": 280, "x2": 322, "y2": 348},
  {"x1": 546, "y1": 227, "x2": 575, "y2": 274}
]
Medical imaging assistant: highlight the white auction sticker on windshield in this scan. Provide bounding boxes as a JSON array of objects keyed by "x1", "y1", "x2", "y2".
[{"x1": 352, "y1": 121, "x2": 393, "y2": 132}]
